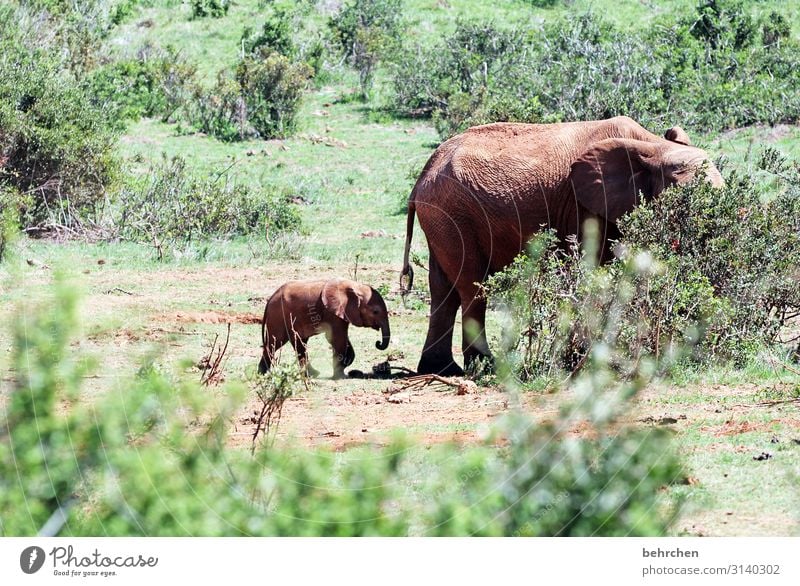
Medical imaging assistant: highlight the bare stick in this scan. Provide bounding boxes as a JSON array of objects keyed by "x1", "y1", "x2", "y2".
[{"x1": 200, "y1": 324, "x2": 231, "y2": 386}]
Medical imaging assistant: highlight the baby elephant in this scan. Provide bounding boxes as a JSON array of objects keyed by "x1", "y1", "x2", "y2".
[{"x1": 258, "y1": 278, "x2": 391, "y2": 378}]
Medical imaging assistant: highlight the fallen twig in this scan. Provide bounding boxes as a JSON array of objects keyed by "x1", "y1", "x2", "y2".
[
  {"x1": 104, "y1": 287, "x2": 135, "y2": 296},
  {"x1": 386, "y1": 374, "x2": 478, "y2": 396}
]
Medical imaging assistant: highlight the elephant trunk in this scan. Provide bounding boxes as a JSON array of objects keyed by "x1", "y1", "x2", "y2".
[{"x1": 375, "y1": 320, "x2": 390, "y2": 350}]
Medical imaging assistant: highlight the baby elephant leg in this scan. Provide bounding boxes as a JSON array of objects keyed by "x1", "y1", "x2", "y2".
[
  {"x1": 259, "y1": 333, "x2": 283, "y2": 374},
  {"x1": 326, "y1": 324, "x2": 354, "y2": 379},
  {"x1": 292, "y1": 336, "x2": 319, "y2": 377},
  {"x1": 258, "y1": 353, "x2": 271, "y2": 375}
]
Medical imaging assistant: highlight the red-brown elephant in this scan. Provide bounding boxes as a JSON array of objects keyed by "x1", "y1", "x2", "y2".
[
  {"x1": 400, "y1": 116, "x2": 723, "y2": 376},
  {"x1": 258, "y1": 278, "x2": 390, "y2": 378}
]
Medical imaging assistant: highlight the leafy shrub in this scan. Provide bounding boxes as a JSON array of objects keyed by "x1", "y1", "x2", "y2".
[
  {"x1": 689, "y1": 0, "x2": 757, "y2": 52},
  {"x1": 242, "y1": 4, "x2": 296, "y2": 58},
  {"x1": 15, "y1": 0, "x2": 125, "y2": 72},
  {"x1": 0, "y1": 279, "x2": 682, "y2": 536},
  {"x1": 115, "y1": 156, "x2": 302, "y2": 259},
  {"x1": 109, "y1": 0, "x2": 143, "y2": 25},
  {"x1": 236, "y1": 49, "x2": 313, "y2": 139},
  {"x1": 391, "y1": 8, "x2": 800, "y2": 137},
  {"x1": 484, "y1": 233, "x2": 583, "y2": 380},
  {"x1": 0, "y1": 277, "x2": 96, "y2": 535},
  {"x1": 488, "y1": 155, "x2": 800, "y2": 378},
  {"x1": 619, "y1": 166, "x2": 800, "y2": 360},
  {"x1": 85, "y1": 46, "x2": 198, "y2": 125},
  {"x1": 330, "y1": 0, "x2": 404, "y2": 97},
  {"x1": 191, "y1": 0, "x2": 229, "y2": 19},
  {"x1": 761, "y1": 11, "x2": 791, "y2": 47},
  {"x1": 190, "y1": 50, "x2": 311, "y2": 141},
  {"x1": 419, "y1": 413, "x2": 681, "y2": 536},
  {"x1": 392, "y1": 20, "x2": 518, "y2": 123},
  {"x1": 0, "y1": 187, "x2": 23, "y2": 262},
  {"x1": 190, "y1": 71, "x2": 249, "y2": 141},
  {"x1": 0, "y1": 42, "x2": 118, "y2": 230}
]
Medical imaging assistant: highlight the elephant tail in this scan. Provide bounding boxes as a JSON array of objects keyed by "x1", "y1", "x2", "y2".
[{"x1": 400, "y1": 196, "x2": 416, "y2": 293}]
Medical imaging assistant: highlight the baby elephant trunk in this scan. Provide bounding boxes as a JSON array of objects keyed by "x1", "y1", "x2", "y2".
[{"x1": 375, "y1": 321, "x2": 390, "y2": 350}]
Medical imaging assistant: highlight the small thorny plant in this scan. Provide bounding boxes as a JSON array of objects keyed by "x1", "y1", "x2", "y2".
[{"x1": 250, "y1": 362, "x2": 305, "y2": 452}]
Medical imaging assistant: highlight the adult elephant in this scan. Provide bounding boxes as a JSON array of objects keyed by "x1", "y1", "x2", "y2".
[{"x1": 399, "y1": 116, "x2": 723, "y2": 376}]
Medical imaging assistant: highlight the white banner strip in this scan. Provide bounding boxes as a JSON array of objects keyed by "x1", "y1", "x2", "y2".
[{"x1": 1, "y1": 537, "x2": 798, "y2": 585}]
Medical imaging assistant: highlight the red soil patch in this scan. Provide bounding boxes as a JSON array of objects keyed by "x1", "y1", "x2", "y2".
[
  {"x1": 165, "y1": 310, "x2": 262, "y2": 325},
  {"x1": 705, "y1": 420, "x2": 763, "y2": 437}
]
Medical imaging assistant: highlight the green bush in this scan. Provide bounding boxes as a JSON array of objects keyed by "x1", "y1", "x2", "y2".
[
  {"x1": 0, "y1": 187, "x2": 23, "y2": 263},
  {"x1": 330, "y1": 0, "x2": 404, "y2": 98},
  {"x1": 689, "y1": 0, "x2": 757, "y2": 52},
  {"x1": 190, "y1": 50, "x2": 311, "y2": 141},
  {"x1": 0, "y1": 277, "x2": 96, "y2": 535},
  {"x1": 115, "y1": 156, "x2": 303, "y2": 259},
  {"x1": 761, "y1": 11, "x2": 791, "y2": 47},
  {"x1": 16, "y1": 0, "x2": 126, "y2": 72},
  {"x1": 419, "y1": 414, "x2": 681, "y2": 536},
  {"x1": 392, "y1": 20, "x2": 518, "y2": 124},
  {"x1": 242, "y1": 4, "x2": 296, "y2": 58},
  {"x1": 190, "y1": 0, "x2": 229, "y2": 19},
  {"x1": 619, "y1": 165, "x2": 800, "y2": 360},
  {"x1": 85, "y1": 46, "x2": 198, "y2": 125},
  {"x1": 0, "y1": 42, "x2": 118, "y2": 230},
  {"x1": 190, "y1": 71, "x2": 248, "y2": 141},
  {"x1": 488, "y1": 154, "x2": 800, "y2": 378},
  {"x1": 391, "y1": 8, "x2": 800, "y2": 137},
  {"x1": 236, "y1": 49, "x2": 313, "y2": 139}
]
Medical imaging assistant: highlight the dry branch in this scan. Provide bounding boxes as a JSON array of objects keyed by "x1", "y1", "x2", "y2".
[
  {"x1": 386, "y1": 374, "x2": 477, "y2": 396},
  {"x1": 199, "y1": 323, "x2": 231, "y2": 386}
]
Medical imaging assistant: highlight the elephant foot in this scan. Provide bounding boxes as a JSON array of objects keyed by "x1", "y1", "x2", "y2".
[
  {"x1": 416, "y1": 354, "x2": 464, "y2": 377},
  {"x1": 304, "y1": 364, "x2": 320, "y2": 378},
  {"x1": 464, "y1": 353, "x2": 495, "y2": 376}
]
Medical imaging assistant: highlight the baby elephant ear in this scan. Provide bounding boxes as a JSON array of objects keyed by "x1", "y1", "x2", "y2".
[
  {"x1": 322, "y1": 280, "x2": 365, "y2": 326},
  {"x1": 664, "y1": 126, "x2": 692, "y2": 146}
]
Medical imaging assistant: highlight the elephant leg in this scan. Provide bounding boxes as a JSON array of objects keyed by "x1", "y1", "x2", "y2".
[
  {"x1": 292, "y1": 336, "x2": 319, "y2": 377},
  {"x1": 417, "y1": 254, "x2": 464, "y2": 376},
  {"x1": 326, "y1": 323, "x2": 352, "y2": 379},
  {"x1": 460, "y1": 287, "x2": 494, "y2": 374},
  {"x1": 258, "y1": 353, "x2": 271, "y2": 375},
  {"x1": 259, "y1": 330, "x2": 287, "y2": 375}
]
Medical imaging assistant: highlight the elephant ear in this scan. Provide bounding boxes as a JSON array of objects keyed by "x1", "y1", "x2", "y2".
[
  {"x1": 664, "y1": 126, "x2": 692, "y2": 146},
  {"x1": 569, "y1": 138, "x2": 659, "y2": 224},
  {"x1": 322, "y1": 280, "x2": 365, "y2": 326}
]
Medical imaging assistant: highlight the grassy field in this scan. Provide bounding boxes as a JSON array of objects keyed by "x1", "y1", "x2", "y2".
[{"x1": 2, "y1": 0, "x2": 800, "y2": 536}]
